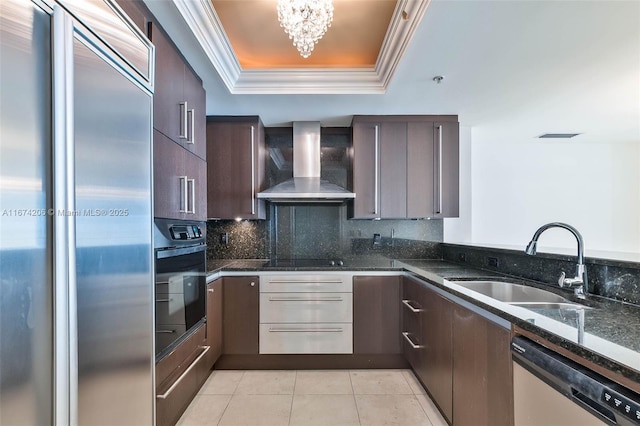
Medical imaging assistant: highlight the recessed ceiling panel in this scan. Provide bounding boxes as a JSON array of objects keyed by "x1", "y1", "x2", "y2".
[{"x1": 212, "y1": 0, "x2": 397, "y2": 69}]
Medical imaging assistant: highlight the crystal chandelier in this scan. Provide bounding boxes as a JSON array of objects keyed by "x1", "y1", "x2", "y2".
[{"x1": 277, "y1": 0, "x2": 334, "y2": 58}]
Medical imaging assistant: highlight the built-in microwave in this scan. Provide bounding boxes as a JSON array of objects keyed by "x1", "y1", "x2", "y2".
[{"x1": 154, "y1": 218, "x2": 206, "y2": 360}]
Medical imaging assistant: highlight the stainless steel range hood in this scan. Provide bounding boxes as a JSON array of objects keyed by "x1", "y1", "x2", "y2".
[{"x1": 257, "y1": 122, "x2": 356, "y2": 203}]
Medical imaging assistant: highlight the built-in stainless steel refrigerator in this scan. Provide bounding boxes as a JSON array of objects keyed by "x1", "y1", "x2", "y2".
[{"x1": 0, "y1": 0, "x2": 155, "y2": 424}]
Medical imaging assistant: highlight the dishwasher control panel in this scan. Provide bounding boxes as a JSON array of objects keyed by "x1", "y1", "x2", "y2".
[{"x1": 602, "y1": 389, "x2": 640, "y2": 423}]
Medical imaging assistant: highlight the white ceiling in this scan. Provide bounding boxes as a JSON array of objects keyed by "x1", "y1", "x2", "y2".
[{"x1": 144, "y1": 0, "x2": 640, "y2": 143}]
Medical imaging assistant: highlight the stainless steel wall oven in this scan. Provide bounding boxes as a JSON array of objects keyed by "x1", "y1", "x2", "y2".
[{"x1": 154, "y1": 219, "x2": 206, "y2": 360}]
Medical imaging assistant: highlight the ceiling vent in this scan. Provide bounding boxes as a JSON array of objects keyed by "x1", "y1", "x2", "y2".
[{"x1": 538, "y1": 133, "x2": 581, "y2": 139}]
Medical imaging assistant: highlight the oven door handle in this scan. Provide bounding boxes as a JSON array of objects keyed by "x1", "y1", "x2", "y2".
[{"x1": 156, "y1": 244, "x2": 206, "y2": 259}]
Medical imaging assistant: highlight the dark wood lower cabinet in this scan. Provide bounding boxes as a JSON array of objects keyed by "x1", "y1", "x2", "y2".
[
  {"x1": 452, "y1": 305, "x2": 513, "y2": 426},
  {"x1": 205, "y1": 278, "x2": 223, "y2": 367},
  {"x1": 422, "y1": 285, "x2": 453, "y2": 424},
  {"x1": 223, "y1": 276, "x2": 259, "y2": 355},
  {"x1": 155, "y1": 325, "x2": 208, "y2": 426},
  {"x1": 353, "y1": 276, "x2": 401, "y2": 354}
]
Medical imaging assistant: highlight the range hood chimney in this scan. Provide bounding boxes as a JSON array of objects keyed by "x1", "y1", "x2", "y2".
[{"x1": 257, "y1": 122, "x2": 356, "y2": 203}]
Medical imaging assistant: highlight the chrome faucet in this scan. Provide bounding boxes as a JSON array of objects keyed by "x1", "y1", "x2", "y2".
[{"x1": 525, "y1": 222, "x2": 588, "y2": 299}]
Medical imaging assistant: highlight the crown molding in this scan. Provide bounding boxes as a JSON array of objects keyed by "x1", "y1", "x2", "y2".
[{"x1": 173, "y1": 0, "x2": 430, "y2": 94}]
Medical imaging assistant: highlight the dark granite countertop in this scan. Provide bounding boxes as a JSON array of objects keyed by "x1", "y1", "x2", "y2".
[{"x1": 206, "y1": 257, "x2": 640, "y2": 385}]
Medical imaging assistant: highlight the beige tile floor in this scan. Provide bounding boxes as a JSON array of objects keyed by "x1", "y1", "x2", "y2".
[{"x1": 177, "y1": 369, "x2": 448, "y2": 426}]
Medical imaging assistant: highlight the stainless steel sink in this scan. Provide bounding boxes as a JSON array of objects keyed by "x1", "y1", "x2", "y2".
[
  {"x1": 509, "y1": 302, "x2": 592, "y2": 310},
  {"x1": 452, "y1": 280, "x2": 569, "y2": 303}
]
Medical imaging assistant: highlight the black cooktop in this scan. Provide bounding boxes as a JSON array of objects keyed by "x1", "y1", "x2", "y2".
[{"x1": 262, "y1": 258, "x2": 346, "y2": 268}]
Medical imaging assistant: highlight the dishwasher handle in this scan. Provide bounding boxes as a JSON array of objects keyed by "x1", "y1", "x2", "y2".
[{"x1": 512, "y1": 336, "x2": 640, "y2": 425}]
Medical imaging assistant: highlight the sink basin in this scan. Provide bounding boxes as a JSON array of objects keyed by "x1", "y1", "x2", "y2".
[
  {"x1": 452, "y1": 280, "x2": 568, "y2": 303},
  {"x1": 509, "y1": 302, "x2": 592, "y2": 310}
]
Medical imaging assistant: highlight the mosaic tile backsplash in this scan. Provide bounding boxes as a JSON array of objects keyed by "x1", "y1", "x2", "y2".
[{"x1": 207, "y1": 204, "x2": 444, "y2": 260}]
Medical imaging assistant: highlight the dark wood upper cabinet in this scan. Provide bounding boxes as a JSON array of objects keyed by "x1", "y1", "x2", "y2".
[
  {"x1": 351, "y1": 115, "x2": 459, "y2": 219},
  {"x1": 223, "y1": 276, "x2": 259, "y2": 355},
  {"x1": 148, "y1": 21, "x2": 206, "y2": 161},
  {"x1": 153, "y1": 130, "x2": 206, "y2": 221},
  {"x1": 353, "y1": 276, "x2": 402, "y2": 355},
  {"x1": 351, "y1": 120, "x2": 379, "y2": 219},
  {"x1": 207, "y1": 116, "x2": 266, "y2": 220},
  {"x1": 205, "y1": 278, "x2": 224, "y2": 368},
  {"x1": 452, "y1": 305, "x2": 513, "y2": 426},
  {"x1": 114, "y1": 0, "x2": 150, "y2": 34}
]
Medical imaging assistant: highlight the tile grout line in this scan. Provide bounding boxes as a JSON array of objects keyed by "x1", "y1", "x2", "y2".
[
  {"x1": 287, "y1": 370, "x2": 297, "y2": 426},
  {"x1": 216, "y1": 370, "x2": 243, "y2": 426},
  {"x1": 348, "y1": 369, "x2": 363, "y2": 426},
  {"x1": 403, "y1": 370, "x2": 435, "y2": 426}
]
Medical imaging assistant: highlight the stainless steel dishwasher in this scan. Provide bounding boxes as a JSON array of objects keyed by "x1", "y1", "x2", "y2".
[{"x1": 512, "y1": 336, "x2": 640, "y2": 426}]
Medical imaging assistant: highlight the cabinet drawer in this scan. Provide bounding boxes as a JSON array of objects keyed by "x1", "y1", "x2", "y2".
[
  {"x1": 259, "y1": 323, "x2": 353, "y2": 354},
  {"x1": 156, "y1": 344, "x2": 210, "y2": 426},
  {"x1": 260, "y1": 293, "x2": 352, "y2": 323},
  {"x1": 156, "y1": 293, "x2": 185, "y2": 325},
  {"x1": 260, "y1": 275, "x2": 352, "y2": 293}
]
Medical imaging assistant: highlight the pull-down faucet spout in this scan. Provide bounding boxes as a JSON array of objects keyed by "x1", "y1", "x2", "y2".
[{"x1": 525, "y1": 222, "x2": 588, "y2": 299}]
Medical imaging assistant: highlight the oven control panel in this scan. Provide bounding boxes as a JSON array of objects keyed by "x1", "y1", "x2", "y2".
[{"x1": 170, "y1": 225, "x2": 202, "y2": 240}]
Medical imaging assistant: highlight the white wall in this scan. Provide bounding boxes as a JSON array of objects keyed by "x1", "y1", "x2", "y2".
[{"x1": 445, "y1": 127, "x2": 640, "y2": 255}]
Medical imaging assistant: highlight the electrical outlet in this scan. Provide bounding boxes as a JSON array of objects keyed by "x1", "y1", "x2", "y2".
[
  {"x1": 220, "y1": 232, "x2": 228, "y2": 245},
  {"x1": 487, "y1": 257, "x2": 499, "y2": 268},
  {"x1": 458, "y1": 253, "x2": 466, "y2": 262}
]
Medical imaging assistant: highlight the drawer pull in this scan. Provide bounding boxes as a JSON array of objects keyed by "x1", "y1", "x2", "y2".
[
  {"x1": 402, "y1": 299, "x2": 424, "y2": 313},
  {"x1": 156, "y1": 345, "x2": 210, "y2": 400},
  {"x1": 268, "y1": 296, "x2": 343, "y2": 302},
  {"x1": 269, "y1": 327, "x2": 344, "y2": 333},
  {"x1": 156, "y1": 298, "x2": 173, "y2": 303},
  {"x1": 402, "y1": 332, "x2": 424, "y2": 349},
  {"x1": 156, "y1": 329, "x2": 176, "y2": 334}
]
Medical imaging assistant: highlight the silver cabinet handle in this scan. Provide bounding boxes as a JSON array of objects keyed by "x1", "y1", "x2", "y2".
[
  {"x1": 179, "y1": 101, "x2": 188, "y2": 139},
  {"x1": 156, "y1": 329, "x2": 176, "y2": 334},
  {"x1": 156, "y1": 298, "x2": 173, "y2": 303},
  {"x1": 250, "y1": 281, "x2": 256, "y2": 287},
  {"x1": 402, "y1": 332, "x2": 424, "y2": 349},
  {"x1": 179, "y1": 176, "x2": 188, "y2": 213},
  {"x1": 268, "y1": 296, "x2": 343, "y2": 302},
  {"x1": 186, "y1": 108, "x2": 195, "y2": 144},
  {"x1": 269, "y1": 327, "x2": 343, "y2": 333},
  {"x1": 434, "y1": 124, "x2": 443, "y2": 215},
  {"x1": 250, "y1": 125, "x2": 256, "y2": 215},
  {"x1": 187, "y1": 178, "x2": 195, "y2": 214},
  {"x1": 156, "y1": 346, "x2": 210, "y2": 399},
  {"x1": 402, "y1": 299, "x2": 424, "y2": 313},
  {"x1": 207, "y1": 288, "x2": 215, "y2": 293},
  {"x1": 373, "y1": 124, "x2": 380, "y2": 215}
]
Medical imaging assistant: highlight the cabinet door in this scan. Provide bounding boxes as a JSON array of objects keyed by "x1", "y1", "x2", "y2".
[
  {"x1": 379, "y1": 122, "x2": 407, "y2": 218},
  {"x1": 433, "y1": 121, "x2": 459, "y2": 218},
  {"x1": 149, "y1": 22, "x2": 184, "y2": 144},
  {"x1": 183, "y1": 66, "x2": 206, "y2": 160},
  {"x1": 407, "y1": 121, "x2": 435, "y2": 218},
  {"x1": 205, "y1": 279, "x2": 223, "y2": 368},
  {"x1": 223, "y1": 276, "x2": 259, "y2": 354},
  {"x1": 153, "y1": 130, "x2": 185, "y2": 220},
  {"x1": 422, "y1": 287, "x2": 453, "y2": 424},
  {"x1": 351, "y1": 121, "x2": 379, "y2": 218},
  {"x1": 353, "y1": 276, "x2": 401, "y2": 354},
  {"x1": 453, "y1": 306, "x2": 513, "y2": 426},
  {"x1": 207, "y1": 120, "x2": 265, "y2": 220},
  {"x1": 184, "y1": 150, "x2": 207, "y2": 221}
]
